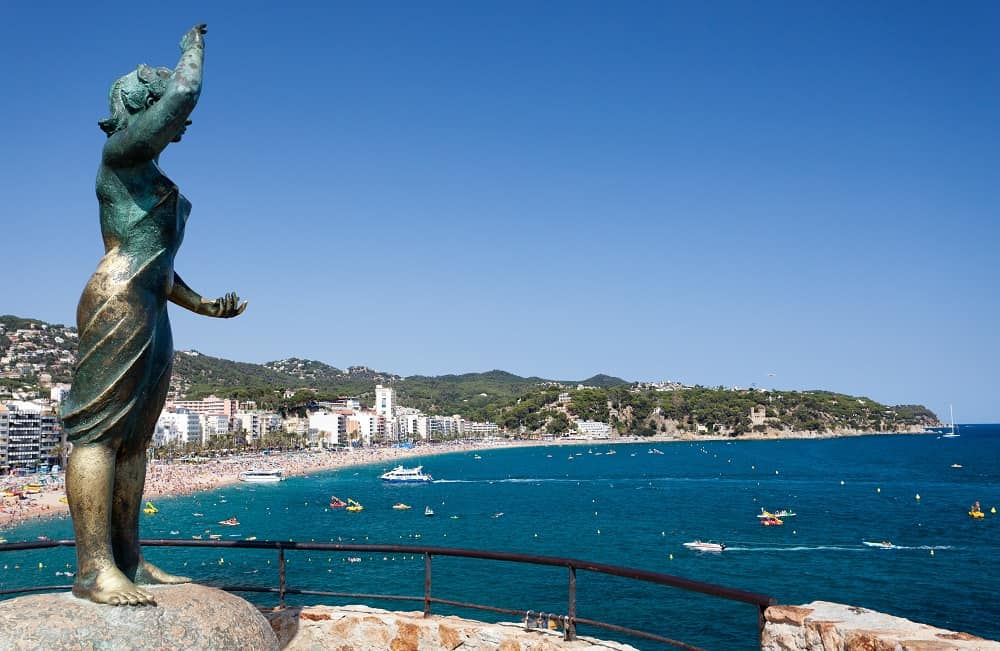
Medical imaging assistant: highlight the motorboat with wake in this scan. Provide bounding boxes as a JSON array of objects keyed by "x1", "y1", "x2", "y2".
[
  {"x1": 862, "y1": 540, "x2": 897, "y2": 549},
  {"x1": 683, "y1": 540, "x2": 725, "y2": 552},
  {"x1": 380, "y1": 465, "x2": 433, "y2": 483}
]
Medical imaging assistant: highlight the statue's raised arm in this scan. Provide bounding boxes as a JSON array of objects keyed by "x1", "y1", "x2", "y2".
[{"x1": 100, "y1": 24, "x2": 207, "y2": 166}]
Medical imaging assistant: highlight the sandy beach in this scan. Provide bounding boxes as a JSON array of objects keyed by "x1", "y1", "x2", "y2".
[{"x1": 0, "y1": 438, "x2": 551, "y2": 533}]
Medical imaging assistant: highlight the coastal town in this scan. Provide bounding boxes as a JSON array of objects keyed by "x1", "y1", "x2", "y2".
[
  {"x1": 1, "y1": 317, "x2": 629, "y2": 530},
  {"x1": 0, "y1": 319, "x2": 621, "y2": 478}
]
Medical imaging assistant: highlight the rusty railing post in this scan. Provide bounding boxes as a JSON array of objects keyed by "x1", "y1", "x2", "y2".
[
  {"x1": 566, "y1": 565, "x2": 577, "y2": 640},
  {"x1": 423, "y1": 552, "x2": 432, "y2": 618},
  {"x1": 278, "y1": 546, "x2": 286, "y2": 608}
]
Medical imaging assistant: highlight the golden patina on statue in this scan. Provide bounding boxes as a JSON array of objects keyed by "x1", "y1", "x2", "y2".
[{"x1": 61, "y1": 24, "x2": 246, "y2": 606}]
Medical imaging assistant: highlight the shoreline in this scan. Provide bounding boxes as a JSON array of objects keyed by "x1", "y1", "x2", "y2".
[{"x1": 0, "y1": 428, "x2": 934, "y2": 534}]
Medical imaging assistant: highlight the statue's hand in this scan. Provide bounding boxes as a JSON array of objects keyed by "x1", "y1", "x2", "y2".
[
  {"x1": 180, "y1": 24, "x2": 207, "y2": 51},
  {"x1": 202, "y1": 292, "x2": 247, "y2": 318}
]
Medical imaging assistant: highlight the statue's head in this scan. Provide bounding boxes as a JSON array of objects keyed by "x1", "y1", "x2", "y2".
[{"x1": 98, "y1": 65, "x2": 172, "y2": 137}]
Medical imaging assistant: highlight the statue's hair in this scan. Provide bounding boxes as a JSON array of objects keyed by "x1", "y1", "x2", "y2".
[{"x1": 98, "y1": 65, "x2": 172, "y2": 137}]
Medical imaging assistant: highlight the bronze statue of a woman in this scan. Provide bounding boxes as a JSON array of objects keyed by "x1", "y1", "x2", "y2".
[{"x1": 61, "y1": 24, "x2": 246, "y2": 606}]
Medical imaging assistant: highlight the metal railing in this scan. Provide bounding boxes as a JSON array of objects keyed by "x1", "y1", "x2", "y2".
[{"x1": 0, "y1": 538, "x2": 776, "y2": 650}]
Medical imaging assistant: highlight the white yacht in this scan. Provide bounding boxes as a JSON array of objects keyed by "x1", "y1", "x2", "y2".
[
  {"x1": 238, "y1": 468, "x2": 284, "y2": 483},
  {"x1": 379, "y1": 465, "x2": 433, "y2": 483}
]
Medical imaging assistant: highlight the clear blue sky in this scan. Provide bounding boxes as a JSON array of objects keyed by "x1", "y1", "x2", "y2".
[{"x1": 3, "y1": 2, "x2": 997, "y2": 421}]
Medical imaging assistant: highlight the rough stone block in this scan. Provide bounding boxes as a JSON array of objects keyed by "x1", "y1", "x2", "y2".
[{"x1": 0, "y1": 584, "x2": 278, "y2": 650}]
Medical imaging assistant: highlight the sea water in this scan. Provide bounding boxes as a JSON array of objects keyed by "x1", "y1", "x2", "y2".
[{"x1": 2, "y1": 427, "x2": 998, "y2": 649}]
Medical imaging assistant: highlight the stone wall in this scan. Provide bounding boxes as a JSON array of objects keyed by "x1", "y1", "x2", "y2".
[
  {"x1": 762, "y1": 601, "x2": 1000, "y2": 651},
  {"x1": 262, "y1": 604, "x2": 639, "y2": 651}
]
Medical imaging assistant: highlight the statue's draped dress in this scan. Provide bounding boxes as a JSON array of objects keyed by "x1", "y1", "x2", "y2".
[{"x1": 61, "y1": 166, "x2": 189, "y2": 447}]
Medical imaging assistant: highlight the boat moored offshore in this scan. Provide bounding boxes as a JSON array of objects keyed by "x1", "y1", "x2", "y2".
[
  {"x1": 238, "y1": 468, "x2": 284, "y2": 483},
  {"x1": 379, "y1": 465, "x2": 433, "y2": 483}
]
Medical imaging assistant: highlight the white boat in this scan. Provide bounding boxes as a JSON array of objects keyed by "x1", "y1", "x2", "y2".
[
  {"x1": 941, "y1": 405, "x2": 960, "y2": 438},
  {"x1": 683, "y1": 540, "x2": 725, "y2": 552},
  {"x1": 424, "y1": 506, "x2": 435, "y2": 516},
  {"x1": 862, "y1": 540, "x2": 897, "y2": 549},
  {"x1": 238, "y1": 469, "x2": 283, "y2": 483},
  {"x1": 379, "y1": 465, "x2": 433, "y2": 483}
]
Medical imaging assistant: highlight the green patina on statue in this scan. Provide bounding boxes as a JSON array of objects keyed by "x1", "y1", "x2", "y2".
[{"x1": 61, "y1": 24, "x2": 246, "y2": 606}]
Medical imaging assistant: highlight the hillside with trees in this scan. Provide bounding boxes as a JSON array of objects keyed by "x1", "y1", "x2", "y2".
[{"x1": 0, "y1": 314, "x2": 940, "y2": 437}]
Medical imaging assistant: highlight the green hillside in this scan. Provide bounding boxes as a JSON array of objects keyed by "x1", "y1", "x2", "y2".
[{"x1": 0, "y1": 314, "x2": 940, "y2": 436}]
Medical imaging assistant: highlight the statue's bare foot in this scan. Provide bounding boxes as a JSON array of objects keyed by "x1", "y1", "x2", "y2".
[
  {"x1": 134, "y1": 559, "x2": 191, "y2": 585},
  {"x1": 73, "y1": 567, "x2": 156, "y2": 606}
]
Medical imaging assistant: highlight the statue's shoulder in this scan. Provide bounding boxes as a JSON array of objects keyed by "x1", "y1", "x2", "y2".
[{"x1": 97, "y1": 160, "x2": 175, "y2": 198}]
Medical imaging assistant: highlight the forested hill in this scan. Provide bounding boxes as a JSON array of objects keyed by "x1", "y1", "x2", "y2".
[{"x1": 1, "y1": 314, "x2": 939, "y2": 436}]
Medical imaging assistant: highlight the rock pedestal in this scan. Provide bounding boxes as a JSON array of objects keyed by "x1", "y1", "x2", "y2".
[
  {"x1": 0, "y1": 584, "x2": 278, "y2": 650},
  {"x1": 262, "y1": 604, "x2": 640, "y2": 651},
  {"x1": 763, "y1": 601, "x2": 1000, "y2": 651}
]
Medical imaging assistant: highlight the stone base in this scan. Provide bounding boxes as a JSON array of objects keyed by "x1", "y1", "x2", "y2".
[
  {"x1": 263, "y1": 604, "x2": 639, "y2": 650},
  {"x1": 0, "y1": 583, "x2": 278, "y2": 650},
  {"x1": 763, "y1": 601, "x2": 1000, "y2": 651}
]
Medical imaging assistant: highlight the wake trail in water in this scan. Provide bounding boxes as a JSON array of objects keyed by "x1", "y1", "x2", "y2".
[
  {"x1": 434, "y1": 476, "x2": 764, "y2": 485},
  {"x1": 724, "y1": 545, "x2": 865, "y2": 552},
  {"x1": 723, "y1": 544, "x2": 955, "y2": 552}
]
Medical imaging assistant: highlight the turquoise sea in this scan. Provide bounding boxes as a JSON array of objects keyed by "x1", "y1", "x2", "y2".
[{"x1": 3, "y1": 427, "x2": 999, "y2": 649}]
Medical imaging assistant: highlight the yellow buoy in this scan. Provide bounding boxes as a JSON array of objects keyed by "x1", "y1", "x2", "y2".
[
  {"x1": 668, "y1": 553, "x2": 673, "y2": 560},
  {"x1": 877, "y1": 487, "x2": 881, "y2": 493},
  {"x1": 992, "y1": 507, "x2": 997, "y2": 514},
  {"x1": 930, "y1": 549, "x2": 935, "y2": 556}
]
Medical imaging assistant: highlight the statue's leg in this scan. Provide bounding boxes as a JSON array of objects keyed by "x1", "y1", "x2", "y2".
[
  {"x1": 115, "y1": 444, "x2": 191, "y2": 585},
  {"x1": 116, "y1": 362, "x2": 190, "y2": 586},
  {"x1": 67, "y1": 443, "x2": 155, "y2": 605}
]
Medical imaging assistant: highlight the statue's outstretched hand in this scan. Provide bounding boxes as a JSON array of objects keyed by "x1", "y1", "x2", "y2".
[
  {"x1": 180, "y1": 24, "x2": 207, "y2": 51},
  {"x1": 203, "y1": 292, "x2": 247, "y2": 318}
]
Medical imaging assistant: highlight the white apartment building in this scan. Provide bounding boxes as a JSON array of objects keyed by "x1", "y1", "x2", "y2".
[
  {"x1": 169, "y1": 395, "x2": 238, "y2": 417},
  {"x1": 50, "y1": 384, "x2": 71, "y2": 403},
  {"x1": 347, "y1": 411, "x2": 381, "y2": 447},
  {"x1": 0, "y1": 405, "x2": 8, "y2": 473},
  {"x1": 428, "y1": 416, "x2": 459, "y2": 439},
  {"x1": 309, "y1": 411, "x2": 347, "y2": 447},
  {"x1": 399, "y1": 414, "x2": 421, "y2": 439},
  {"x1": 375, "y1": 385, "x2": 394, "y2": 419},
  {"x1": 0, "y1": 401, "x2": 61, "y2": 473},
  {"x1": 154, "y1": 409, "x2": 203, "y2": 447},
  {"x1": 317, "y1": 398, "x2": 361, "y2": 411},
  {"x1": 461, "y1": 420, "x2": 500, "y2": 438},
  {"x1": 199, "y1": 414, "x2": 231, "y2": 441},
  {"x1": 235, "y1": 411, "x2": 282, "y2": 444},
  {"x1": 575, "y1": 420, "x2": 612, "y2": 438}
]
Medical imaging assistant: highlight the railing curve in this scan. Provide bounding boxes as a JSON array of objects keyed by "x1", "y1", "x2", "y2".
[{"x1": 0, "y1": 538, "x2": 776, "y2": 650}]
